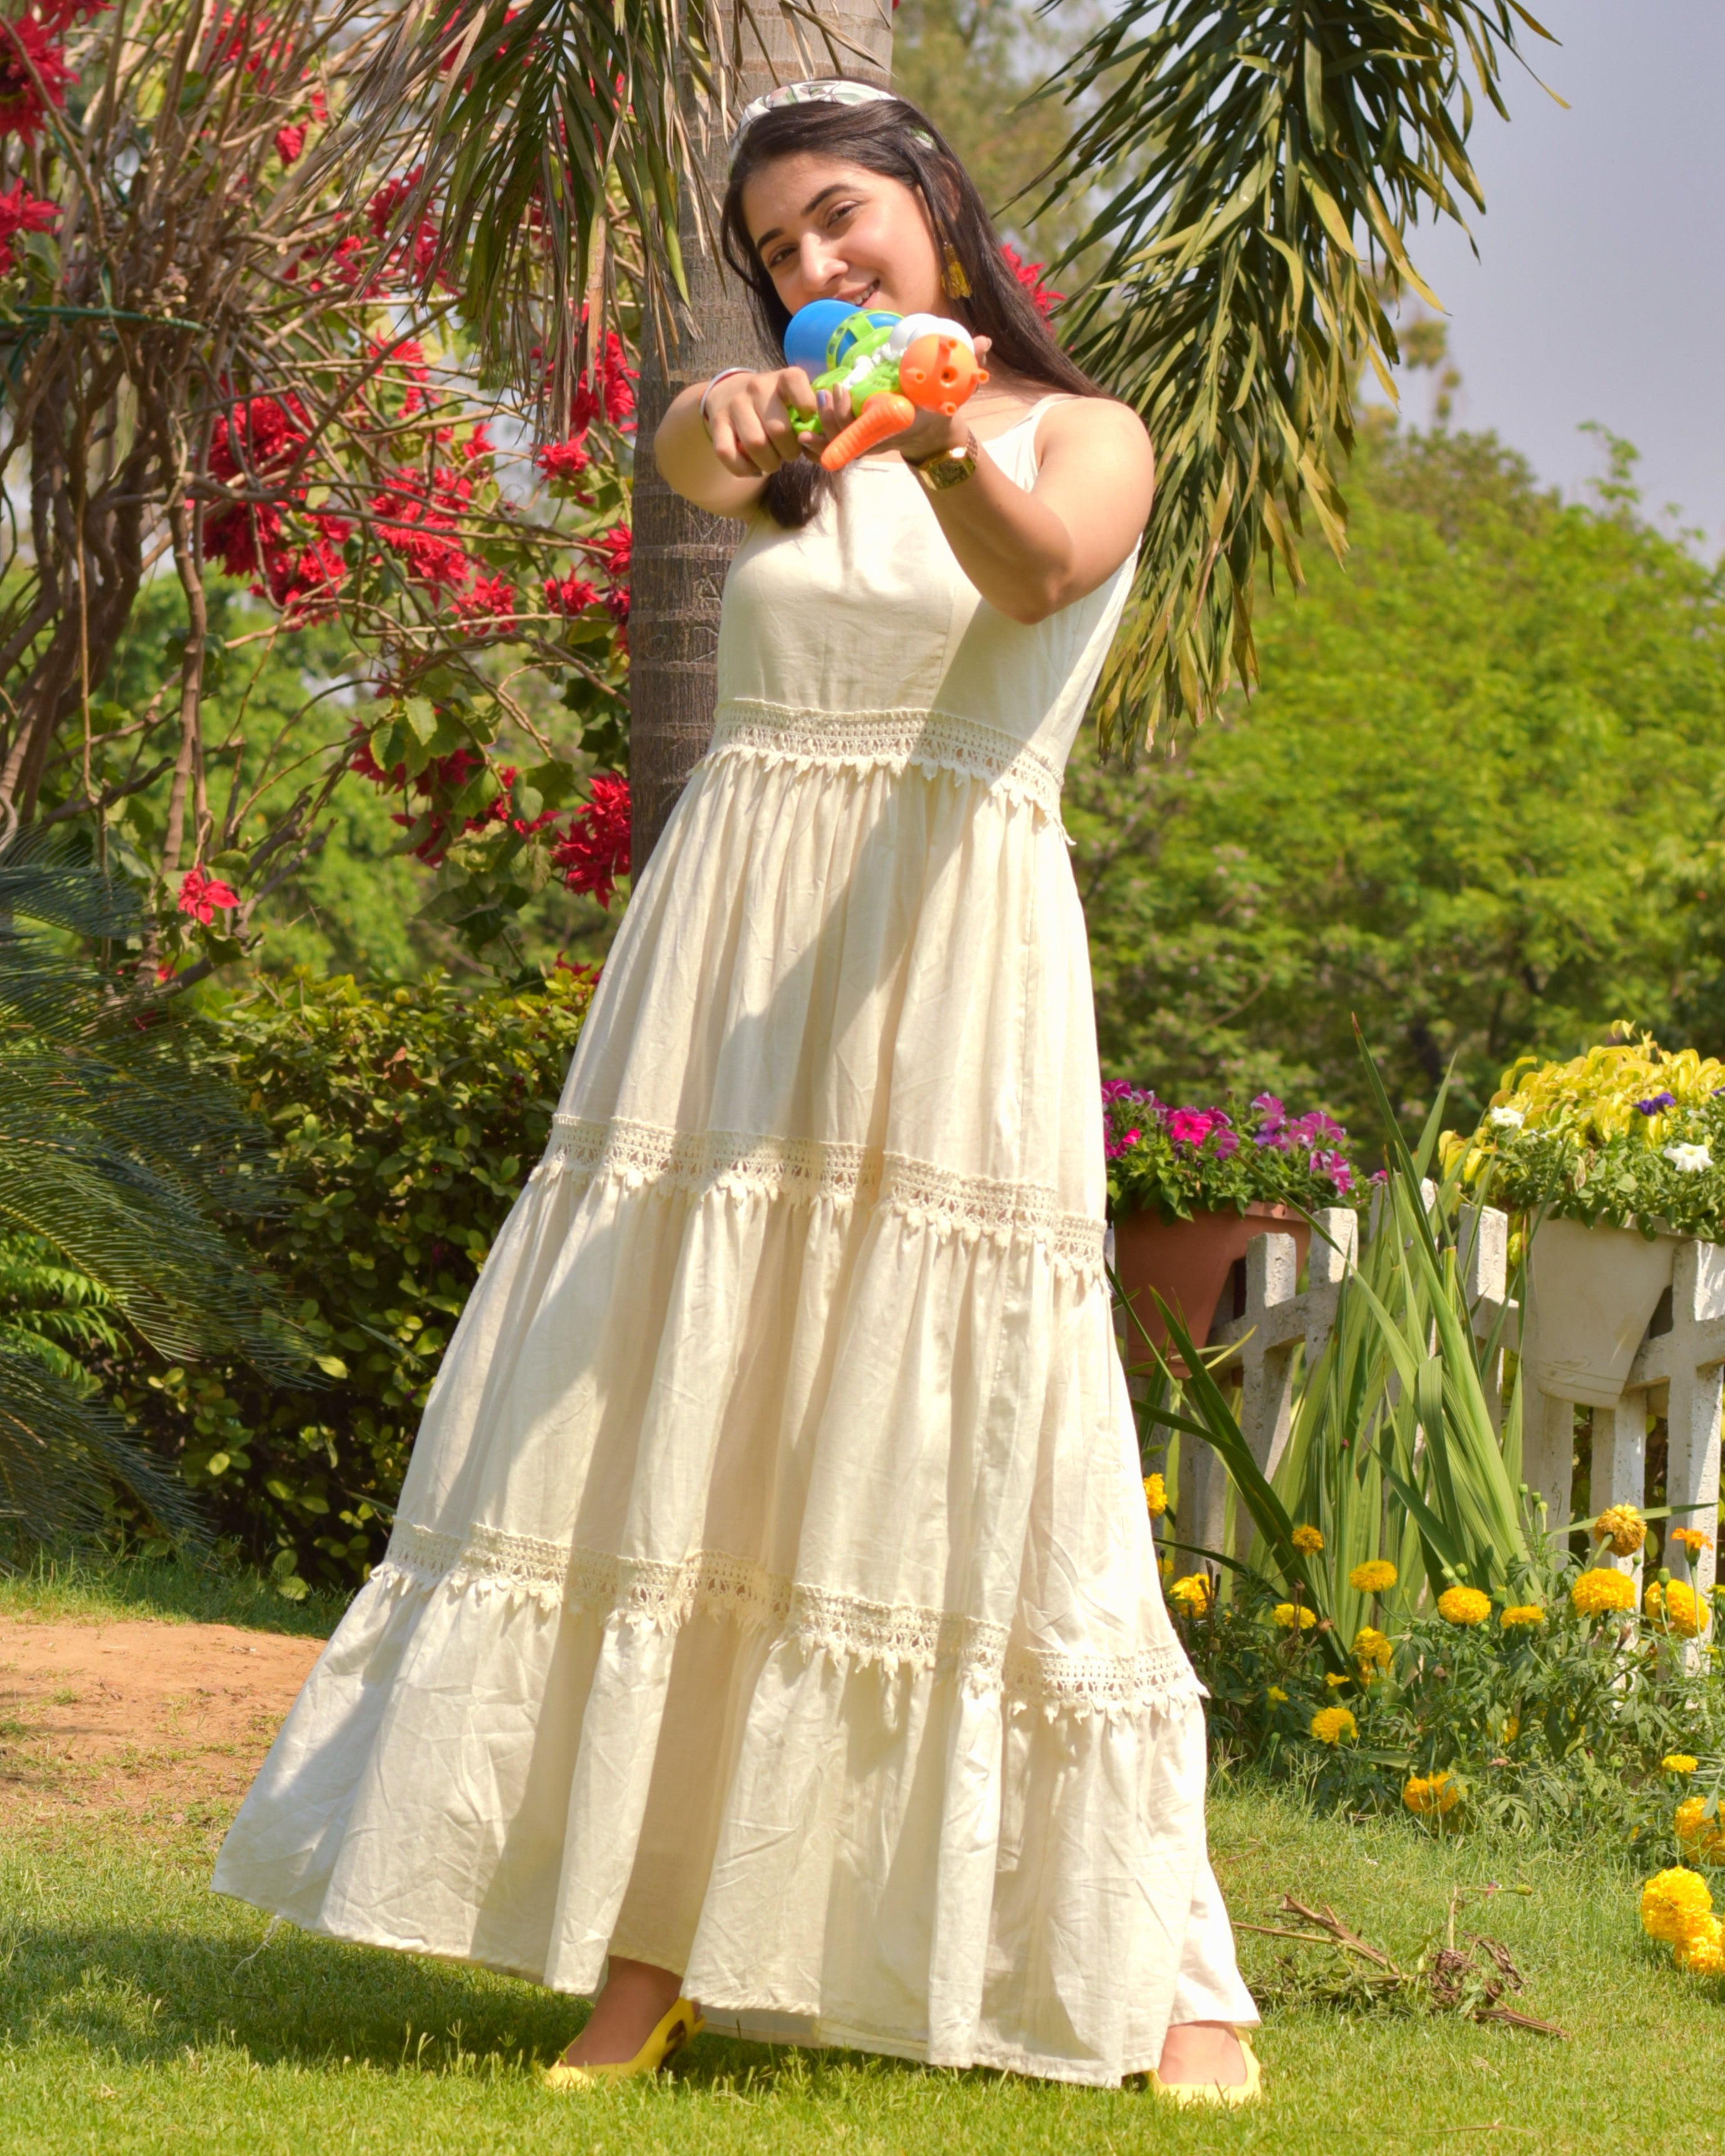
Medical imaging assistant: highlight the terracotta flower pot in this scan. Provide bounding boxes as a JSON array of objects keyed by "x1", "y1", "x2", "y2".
[
  {"x1": 1113, "y1": 1201, "x2": 1313, "y2": 1355},
  {"x1": 1526, "y1": 1213, "x2": 1678, "y2": 1408}
]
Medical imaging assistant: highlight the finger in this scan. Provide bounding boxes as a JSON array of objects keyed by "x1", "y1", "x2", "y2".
[
  {"x1": 782, "y1": 366, "x2": 817, "y2": 417},
  {"x1": 732, "y1": 414, "x2": 790, "y2": 477}
]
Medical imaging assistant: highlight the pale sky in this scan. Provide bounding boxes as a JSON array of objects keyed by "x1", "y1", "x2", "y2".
[{"x1": 1369, "y1": 0, "x2": 1725, "y2": 548}]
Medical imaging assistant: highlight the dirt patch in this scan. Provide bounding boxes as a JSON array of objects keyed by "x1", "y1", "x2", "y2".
[{"x1": 0, "y1": 1614, "x2": 324, "y2": 1829}]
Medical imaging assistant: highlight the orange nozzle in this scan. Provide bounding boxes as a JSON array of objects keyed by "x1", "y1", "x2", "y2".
[
  {"x1": 820, "y1": 391, "x2": 917, "y2": 472},
  {"x1": 897, "y1": 333, "x2": 985, "y2": 417}
]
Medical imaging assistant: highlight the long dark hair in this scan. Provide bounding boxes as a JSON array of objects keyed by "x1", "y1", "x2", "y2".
[{"x1": 719, "y1": 91, "x2": 1107, "y2": 530}]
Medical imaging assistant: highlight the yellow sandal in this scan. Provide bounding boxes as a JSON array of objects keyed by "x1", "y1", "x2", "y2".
[
  {"x1": 1145, "y1": 2027, "x2": 1262, "y2": 2108},
  {"x1": 543, "y1": 1996, "x2": 705, "y2": 2091}
]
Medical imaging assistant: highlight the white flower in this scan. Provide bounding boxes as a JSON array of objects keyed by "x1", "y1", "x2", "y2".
[
  {"x1": 1666, "y1": 1142, "x2": 1713, "y2": 1174},
  {"x1": 1490, "y1": 1105, "x2": 1526, "y2": 1130}
]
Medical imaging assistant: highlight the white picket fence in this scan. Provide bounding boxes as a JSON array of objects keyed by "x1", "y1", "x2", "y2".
[{"x1": 1120, "y1": 1203, "x2": 1724, "y2": 1599}]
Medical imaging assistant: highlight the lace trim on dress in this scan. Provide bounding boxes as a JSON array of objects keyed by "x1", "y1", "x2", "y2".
[
  {"x1": 378, "y1": 1523, "x2": 1199, "y2": 1719},
  {"x1": 704, "y1": 699, "x2": 1066, "y2": 824},
  {"x1": 528, "y1": 1115, "x2": 1107, "y2": 1277}
]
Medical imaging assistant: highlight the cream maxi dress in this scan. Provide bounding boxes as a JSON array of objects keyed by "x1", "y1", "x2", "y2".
[{"x1": 214, "y1": 394, "x2": 1258, "y2": 2086}]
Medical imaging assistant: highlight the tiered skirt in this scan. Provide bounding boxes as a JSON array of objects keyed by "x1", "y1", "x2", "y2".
[{"x1": 213, "y1": 705, "x2": 1252, "y2": 2085}]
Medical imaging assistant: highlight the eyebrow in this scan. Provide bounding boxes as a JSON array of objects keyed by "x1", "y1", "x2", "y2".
[{"x1": 752, "y1": 183, "x2": 853, "y2": 261}]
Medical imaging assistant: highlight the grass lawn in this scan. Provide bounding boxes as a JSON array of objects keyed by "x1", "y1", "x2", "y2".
[
  {"x1": 3, "y1": 1567, "x2": 1723, "y2": 2152},
  {"x1": 0, "y1": 1550, "x2": 348, "y2": 1641}
]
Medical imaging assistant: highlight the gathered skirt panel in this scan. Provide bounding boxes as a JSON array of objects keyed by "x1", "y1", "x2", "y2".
[{"x1": 565, "y1": 735, "x2": 1109, "y2": 1216}]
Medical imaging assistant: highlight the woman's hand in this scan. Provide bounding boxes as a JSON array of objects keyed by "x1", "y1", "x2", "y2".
[{"x1": 705, "y1": 368, "x2": 840, "y2": 478}]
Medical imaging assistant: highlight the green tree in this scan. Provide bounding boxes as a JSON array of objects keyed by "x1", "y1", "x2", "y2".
[{"x1": 1071, "y1": 426, "x2": 1725, "y2": 1133}]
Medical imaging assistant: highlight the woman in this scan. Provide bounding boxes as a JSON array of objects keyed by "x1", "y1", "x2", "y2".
[{"x1": 213, "y1": 78, "x2": 1260, "y2": 2101}]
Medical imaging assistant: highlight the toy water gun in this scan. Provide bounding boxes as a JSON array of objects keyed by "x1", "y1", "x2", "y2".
[{"x1": 783, "y1": 299, "x2": 987, "y2": 471}]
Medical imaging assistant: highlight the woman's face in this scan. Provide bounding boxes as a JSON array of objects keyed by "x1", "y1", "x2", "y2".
[{"x1": 740, "y1": 153, "x2": 946, "y2": 321}]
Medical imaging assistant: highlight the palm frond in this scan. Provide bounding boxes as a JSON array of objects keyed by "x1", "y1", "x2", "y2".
[
  {"x1": 1019, "y1": 0, "x2": 1557, "y2": 755},
  {"x1": 0, "y1": 841, "x2": 312, "y2": 1546},
  {"x1": 340, "y1": 0, "x2": 725, "y2": 410}
]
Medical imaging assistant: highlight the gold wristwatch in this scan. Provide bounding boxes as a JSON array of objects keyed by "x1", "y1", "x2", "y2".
[{"x1": 905, "y1": 427, "x2": 980, "y2": 493}]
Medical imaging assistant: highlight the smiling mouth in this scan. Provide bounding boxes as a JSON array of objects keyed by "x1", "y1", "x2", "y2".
[{"x1": 838, "y1": 281, "x2": 880, "y2": 307}]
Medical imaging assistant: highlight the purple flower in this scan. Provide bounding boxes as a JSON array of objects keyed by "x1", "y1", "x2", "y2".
[
  {"x1": 1637, "y1": 1092, "x2": 1677, "y2": 1114},
  {"x1": 1212, "y1": 1126, "x2": 1240, "y2": 1160}
]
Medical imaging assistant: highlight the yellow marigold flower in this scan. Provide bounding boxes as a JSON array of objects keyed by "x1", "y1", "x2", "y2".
[
  {"x1": 1159, "y1": 1553, "x2": 1174, "y2": 1583},
  {"x1": 1642, "y1": 1867, "x2": 1714, "y2": 1944},
  {"x1": 1273, "y1": 1601, "x2": 1318, "y2": 1631},
  {"x1": 1647, "y1": 1580, "x2": 1708, "y2": 1639},
  {"x1": 1595, "y1": 1503, "x2": 1647, "y2": 1556},
  {"x1": 1675, "y1": 1914, "x2": 1725, "y2": 1977},
  {"x1": 1672, "y1": 1528, "x2": 1714, "y2": 1557},
  {"x1": 1675, "y1": 1798, "x2": 1725, "y2": 1857},
  {"x1": 1325, "y1": 1671, "x2": 1351, "y2": 1688},
  {"x1": 1438, "y1": 1585, "x2": 1492, "y2": 1627},
  {"x1": 1143, "y1": 1474, "x2": 1168, "y2": 1518},
  {"x1": 1292, "y1": 1524, "x2": 1324, "y2": 1554},
  {"x1": 1267, "y1": 1685, "x2": 1289, "y2": 1705},
  {"x1": 1310, "y1": 1706, "x2": 1357, "y2": 1746},
  {"x1": 1500, "y1": 1714, "x2": 1521, "y2": 1742},
  {"x1": 1664, "y1": 1755, "x2": 1700, "y2": 1775},
  {"x1": 1403, "y1": 1770, "x2": 1460, "y2": 1817},
  {"x1": 1571, "y1": 1568, "x2": 1637, "y2": 1617},
  {"x1": 1350, "y1": 1560, "x2": 1397, "y2": 1595},
  {"x1": 1168, "y1": 1574, "x2": 1210, "y2": 1615},
  {"x1": 1352, "y1": 1626, "x2": 1393, "y2": 1673},
  {"x1": 1500, "y1": 1604, "x2": 1546, "y2": 1629}
]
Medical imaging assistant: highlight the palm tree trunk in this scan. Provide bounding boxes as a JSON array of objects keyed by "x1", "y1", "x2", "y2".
[{"x1": 630, "y1": 3, "x2": 894, "y2": 869}]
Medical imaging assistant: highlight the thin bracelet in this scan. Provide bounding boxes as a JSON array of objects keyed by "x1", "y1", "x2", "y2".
[{"x1": 700, "y1": 368, "x2": 752, "y2": 433}]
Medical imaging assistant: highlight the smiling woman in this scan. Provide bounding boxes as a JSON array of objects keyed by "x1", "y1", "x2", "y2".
[{"x1": 211, "y1": 79, "x2": 1256, "y2": 2109}]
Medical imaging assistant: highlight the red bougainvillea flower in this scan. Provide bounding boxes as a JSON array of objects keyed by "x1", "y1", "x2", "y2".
[
  {"x1": 545, "y1": 570, "x2": 599, "y2": 616},
  {"x1": 567, "y1": 325, "x2": 637, "y2": 433},
  {"x1": 178, "y1": 866, "x2": 239, "y2": 924},
  {"x1": 367, "y1": 464, "x2": 477, "y2": 589},
  {"x1": 536, "y1": 437, "x2": 590, "y2": 486},
  {"x1": 453, "y1": 573, "x2": 517, "y2": 633},
  {"x1": 1000, "y1": 243, "x2": 1063, "y2": 320},
  {"x1": 587, "y1": 522, "x2": 630, "y2": 581},
  {"x1": 274, "y1": 121, "x2": 306, "y2": 165},
  {"x1": 0, "y1": 14, "x2": 75, "y2": 142},
  {"x1": 0, "y1": 175, "x2": 57, "y2": 256},
  {"x1": 553, "y1": 773, "x2": 631, "y2": 908}
]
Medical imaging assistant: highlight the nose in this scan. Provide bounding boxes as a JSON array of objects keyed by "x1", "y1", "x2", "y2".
[{"x1": 799, "y1": 229, "x2": 846, "y2": 293}]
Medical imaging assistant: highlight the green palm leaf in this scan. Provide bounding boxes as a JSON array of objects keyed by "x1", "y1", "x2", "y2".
[
  {"x1": 0, "y1": 841, "x2": 309, "y2": 1546},
  {"x1": 345, "y1": 0, "x2": 731, "y2": 405},
  {"x1": 1017, "y1": 0, "x2": 1556, "y2": 754}
]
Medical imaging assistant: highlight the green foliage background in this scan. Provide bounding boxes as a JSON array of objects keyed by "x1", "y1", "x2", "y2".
[
  {"x1": 1069, "y1": 427, "x2": 1725, "y2": 1133},
  {"x1": 109, "y1": 969, "x2": 592, "y2": 1593}
]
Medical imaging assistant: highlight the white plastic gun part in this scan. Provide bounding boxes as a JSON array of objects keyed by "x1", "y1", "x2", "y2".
[{"x1": 884, "y1": 313, "x2": 976, "y2": 359}]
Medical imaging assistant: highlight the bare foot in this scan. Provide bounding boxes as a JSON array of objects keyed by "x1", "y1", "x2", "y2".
[
  {"x1": 560, "y1": 1956, "x2": 689, "y2": 2068},
  {"x1": 1156, "y1": 2019, "x2": 1247, "y2": 2088}
]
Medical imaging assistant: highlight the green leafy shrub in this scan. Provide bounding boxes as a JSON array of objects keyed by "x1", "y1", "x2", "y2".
[{"x1": 115, "y1": 967, "x2": 594, "y2": 1595}]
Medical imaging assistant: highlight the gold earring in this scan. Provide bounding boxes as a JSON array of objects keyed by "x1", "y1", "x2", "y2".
[{"x1": 940, "y1": 241, "x2": 972, "y2": 300}]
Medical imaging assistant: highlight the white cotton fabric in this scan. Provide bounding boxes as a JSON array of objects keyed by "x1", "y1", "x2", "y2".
[{"x1": 213, "y1": 396, "x2": 1257, "y2": 2084}]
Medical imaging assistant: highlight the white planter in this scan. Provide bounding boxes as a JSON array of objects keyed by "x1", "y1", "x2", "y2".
[{"x1": 1527, "y1": 1215, "x2": 1677, "y2": 1408}]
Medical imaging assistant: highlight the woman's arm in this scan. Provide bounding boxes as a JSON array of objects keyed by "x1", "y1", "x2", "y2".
[{"x1": 916, "y1": 399, "x2": 1155, "y2": 627}]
